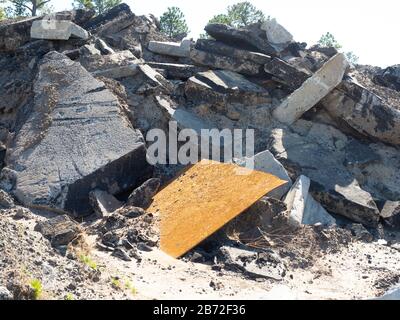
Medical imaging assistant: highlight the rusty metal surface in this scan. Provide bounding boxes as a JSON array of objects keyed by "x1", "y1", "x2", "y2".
[{"x1": 148, "y1": 160, "x2": 287, "y2": 258}]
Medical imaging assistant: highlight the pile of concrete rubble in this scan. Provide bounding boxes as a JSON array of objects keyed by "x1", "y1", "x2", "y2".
[{"x1": 0, "y1": 3, "x2": 399, "y2": 259}]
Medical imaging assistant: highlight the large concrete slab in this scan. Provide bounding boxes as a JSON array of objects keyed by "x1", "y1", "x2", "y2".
[
  {"x1": 148, "y1": 160, "x2": 286, "y2": 258},
  {"x1": 269, "y1": 128, "x2": 380, "y2": 227},
  {"x1": 31, "y1": 20, "x2": 89, "y2": 40},
  {"x1": 273, "y1": 53, "x2": 348, "y2": 125},
  {"x1": 6, "y1": 52, "x2": 152, "y2": 216},
  {"x1": 205, "y1": 23, "x2": 279, "y2": 56},
  {"x1": 190, "y1": 49, "x2": 262, "y2": 76},
  {"x1": 148, "y1": 39, "x2": 191, "y2": 58},
  {"x1": 185, "y1": 69, "x2": 270, "y2": 107}
]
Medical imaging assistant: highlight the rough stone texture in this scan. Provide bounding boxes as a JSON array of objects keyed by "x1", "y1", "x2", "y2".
[
  {"x1": 380, "y1": 201, "x2": 400, "y2": 229},
  {"x1": 127, "y1": 178, "x2": 161, "y2": 209},
  {"x1": 146, "y1": 62, "x2": 206, "y2": 80},
  {"x1": 273, "y1": 53, "x2": 348, "y2": 125},
  {"x1": 234, "y1": 150, "x2": 292, "y2": 200},
  {"x1": 195, "y1": 39, "x2": 272, "y2": 65},
  {"x1": 284, "y1": 175, "x2": 336, "y2": 227},
  {"x1": 264, "y1": 57, "x2": 311, "y2": 90},
  {"x1": 93, "y1": 63, "x2": 140, "y2": 79},
  {"x1": 0, "y1": 286, "x2": 13, "y2": 300},
  {"x1": 218, "y1": 245, "x2": 285, "y2": 280},
  {"x1": 82, "y1": 3, "x2": 132, "y2": 31},
  {"x1": 31, "y1": 20, "x2": 89, "y2": 40},
  {"x1": 148, "y1": 39, "x2": 191, "y2": 58},
  {"x1": 0, "y1": 16, "x2": 41, "y2": 52},
  {"x1": 374, "y1": 64, "x2": 400, "y2": 92},
  {"x1": 5, "y1": 52, "x2": 152, "y2": 216},
  {"x1": 268, "y1": 128, "x2": 380, "y2": 227},
  {"x1": 262, "y1": 18, "x2": 293, "y2": 45},
  {"x1": 205, "y1": 23, "x2": 279, "y2": 56},
  {"x1": 226, "y1": 196, "x2": 287, "y2": 239},
  {"x1": 0, "y1": 190, "x2": 15, "y2": 209},
  {"x1": 34, "y1": 215, "x2": 81, "y2": 247},
  {"x1": 322, "y1": 78, "x2": 400, "y2": 146},
  {"x1": 95, "y1": 38, "x2": 115, "y2": 55},
  {"x1": 89, "y1": 189, "x2": 123, "y2": 217},
  {"x1": 185, "y1": 70, "x2": 270, "y2": 107},
  {"x1": 190, "y1": 49, "x2": 262, "y2": 76}
]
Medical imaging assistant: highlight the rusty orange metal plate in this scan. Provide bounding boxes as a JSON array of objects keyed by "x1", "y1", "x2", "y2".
[{"x1": 148, "y1": 159, "x2": 287, "y2": 258}]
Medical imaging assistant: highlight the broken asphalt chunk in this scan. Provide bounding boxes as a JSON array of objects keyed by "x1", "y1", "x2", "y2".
[{"x1": 6, "y1": 51, "x2": 152, "y2": 216}]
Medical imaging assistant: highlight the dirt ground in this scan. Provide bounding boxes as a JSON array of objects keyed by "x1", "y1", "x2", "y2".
[{"x1": 1, "y1": 207, "x2": 399, "y2": 300}]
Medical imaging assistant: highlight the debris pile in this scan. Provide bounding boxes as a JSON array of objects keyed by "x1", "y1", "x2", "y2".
[{"x1": 0, "y1": 3, "x2": 400, "y2": 299}]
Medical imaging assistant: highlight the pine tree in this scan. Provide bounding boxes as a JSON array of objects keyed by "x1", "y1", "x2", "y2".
[{"x1": 159, "y1": 7, "x2": 189, "y2": 39}]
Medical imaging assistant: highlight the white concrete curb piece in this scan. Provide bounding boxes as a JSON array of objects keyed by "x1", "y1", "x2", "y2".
[
  {"x1": 31, "y1": 20, "x2": 89, "y2": 40},
  {"x1": 148, "y1": 39, "x2": 191, "y2": 58},
  {"x1": 273, "y1": 53, "x2": 349, "y2": 125}
]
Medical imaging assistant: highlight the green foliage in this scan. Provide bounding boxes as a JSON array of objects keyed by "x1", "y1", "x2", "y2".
[
  {"x1": 206, "y1": 1, "x2": 266, "y2": 29},
  {"x1": 72, "y1": 0, "x2": 94, "y2": 10},
  {"x1": 79, "y1": 254, "x2": 98, "y2": 270},
  {"x1": 227, "y1": 1, "x2": 266, "y2": 28},
  {"x1": 124, "y1": 279, "x2": 137, "y2": 296},
  {"x1": 345, "y1": 51, "x2": 359, "y2": 65},
  {"x1": 64, "y1": 293, "x2": 75, "y2": 300},
  {"x1": 0, "y1": 6, "x2": 7, "y2": 19},
  {"x1": 73, "y1": 0, "x2": 120, "y2": 14},
  {"x1": 318, "y1": 32, "x2": 342, "y2": 50},
  {"x1": 159, "y1": 6, "x2": 189, "y2": 39},
  {"x1": 1, "y1": 0, "x2": 52, "y2": 17},
  {"x1": 30, "y1": 279, "x2": 43, "y2": 300},
  {"x1": 110, "y1": 277, "x2": 121, "y2": 289}
]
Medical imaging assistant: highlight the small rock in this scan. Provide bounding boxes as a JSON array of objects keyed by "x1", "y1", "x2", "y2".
[
  {"x1": 127, "y1": 178, "x2": 161, "y2": 209},
  {"x1": 112, "y1": 248, "x2": 132, "y2": 262},
  {"x1": 348, "y1": 223, "x2": 374, "y2": 243},
  {"x1": 120, "y1": 206, "x2": 146, "y2": 218},
  {"x1": 137, "y1": 242, "x2": 152, "y2": 252},
  {"x1": 0, "y1": 286, "x2": 13, "y2": 300},
  {"x1": 0, "y1": 190, "x2": 14, "y2": 209},
  {"x1": 34, "y1": 215, "x2": 81, "y2": 247}
]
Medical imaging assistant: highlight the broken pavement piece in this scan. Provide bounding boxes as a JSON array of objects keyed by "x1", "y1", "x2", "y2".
[
  {"x1": 322, "y1": 78, "x2": 400, "y2": 146},
  {"x1": 185, "y1": 69, "x2": 270, "y2": 107},
  {"x1": 34, "y1": 215, "x2": 81, "y2": 247},
  {"x1": 204, "y1": 23, "x2": 279, "y2": 56},
  {"x1": 264, "y1": 57, "x2": 311, "y2": 90},
  {"x1": 148, "y1": 159, "x2": 286, "y2": 258},
  {"x1": 6, "y1": 51, "x2": 152, "y2": 216},
  {"x1": 31, "y1": 20, "x2": 89, "y2": 40},
  {"x1": 234, "y1": 150, "x2": 292, "y2": 200},
  {"x1": 195, "y1": 39, "x2": 272, "y2": 65},
  {"x1": 285, "y1": 176, "x2": 336, "y2": 228},
  {"x1": 262, "y1": 18, "x2": 293, "y2": 46},
  {"x1": 190, "y1": 49, "x2": 262, "y2": 76},
  {"x1": 284, "y1": 175, "x2": 336, "y2": 228},
  {"x1": 0, "y1": 16, "x2": 41, "y2": 52},
  {"x1": 89, "y1": 189, "x2": 123, "y2": 217},
  {"x1": 148, "y1": 39, "x2": 191, "y2": 58},
  {"x1": 269, "y1": 128, "x2": 380, "y2": 227},
  {"x1": 146, "y1": 62, "x2": 206, "y2": 80},
  {"x1": 127, "y1": 178, "x2": 161, "y2": 209},
  {"x1": 380, "y1": 201, "x2": 400, "y2": 229},
  {"x1": 273, "y1": 53, "x2": 349, "y2": 125}
]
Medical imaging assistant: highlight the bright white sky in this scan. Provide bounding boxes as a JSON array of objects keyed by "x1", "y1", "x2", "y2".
[{"x1": 51, "y1": 0, "x2": 399, "y2": 67}]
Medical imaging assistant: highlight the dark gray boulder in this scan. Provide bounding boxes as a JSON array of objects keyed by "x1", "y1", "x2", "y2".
[
  {"x1": 5, "y1": 52, "x2": 152, "y2": 216},
  {"x1": 322, "y1": 78, "x2": 400, "y2": 146},
  {"x1": 204, "y1": 23, "x2": 279, "y2": 56}
]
